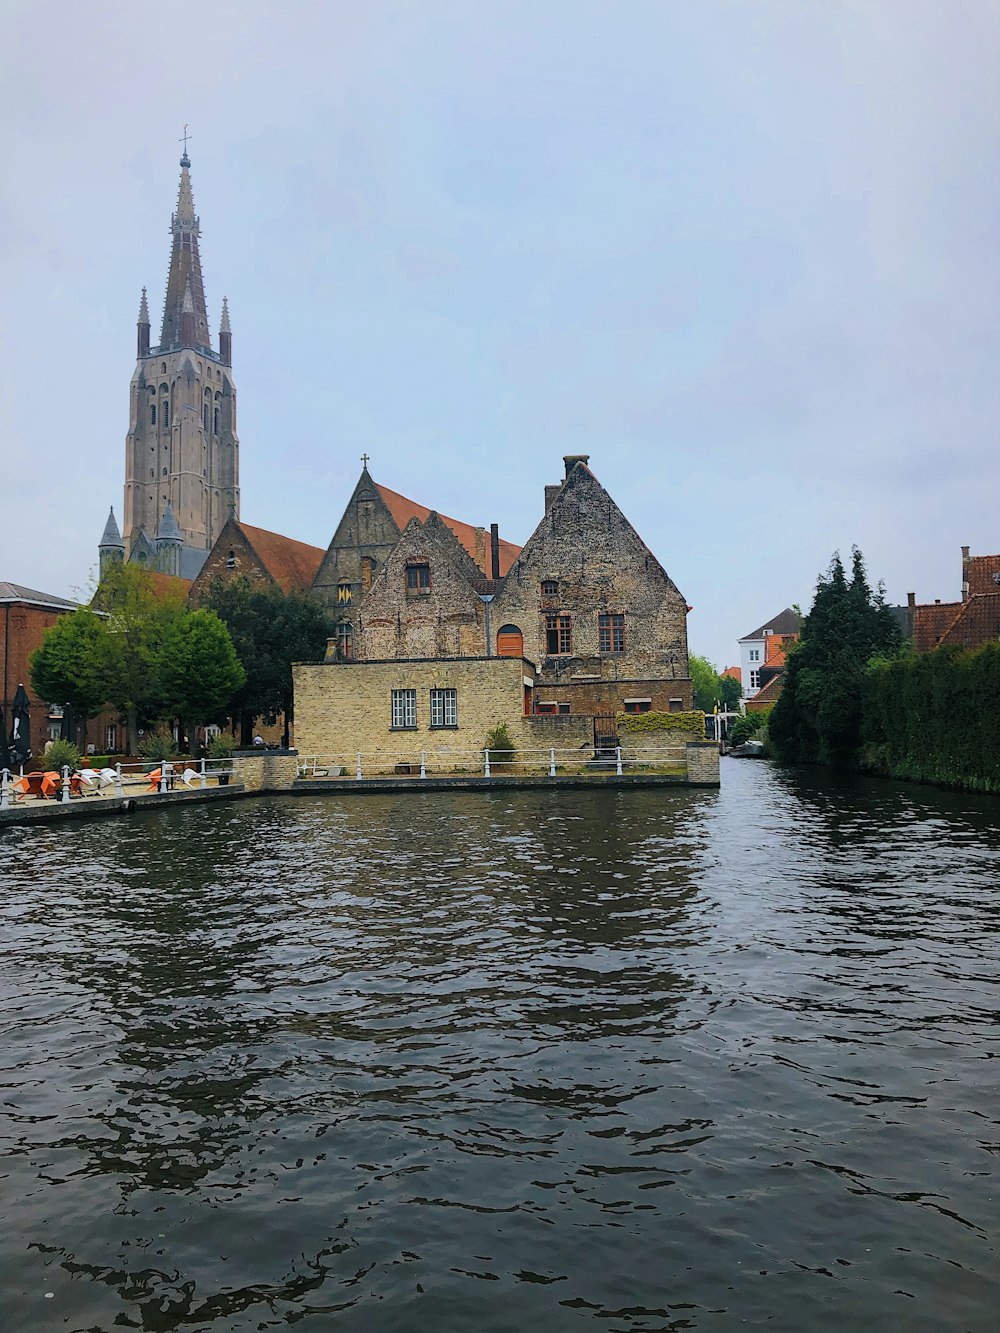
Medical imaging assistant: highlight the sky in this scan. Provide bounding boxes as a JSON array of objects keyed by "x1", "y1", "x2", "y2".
[{"x1": 3, "y1": 0, "x2": 999, "y2": 669}]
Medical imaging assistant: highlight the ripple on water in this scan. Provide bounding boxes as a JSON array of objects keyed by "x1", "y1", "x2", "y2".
[{"x1": 0, "y1": 766, "x2": 998, "y2": 1331}]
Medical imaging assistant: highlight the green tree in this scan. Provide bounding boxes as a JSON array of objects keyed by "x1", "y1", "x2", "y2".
[
  {"x1": 198, "y1": 577, "x2": 332, "y2": 745},
  {"x1": 689, "y1": 653, "x2": 722, "y2": 713},
  {"x1": 29, "y1": 608, "x2": 109, "y2": 751},
  {"x1": 93, "y1": 562, "x2": 187, "y2": 754},
  {"x1": 159, "y1": 608, "x2": 246, "y2": 750},
  {"x1": 769, "y1": 548, "x2": 902, "y2": 767},
  {"x1": 719, "y1": 671, "x2": 742, "y2": 711}
]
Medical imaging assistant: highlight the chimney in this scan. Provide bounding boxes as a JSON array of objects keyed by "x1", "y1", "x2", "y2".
[
  {"x1": 490, "y1": 523, "x2": 500, "y2": 581},
  {"x1": 544, "y1": 484, "x2": 561, "y2": 514},
  {"x1": 961, "y1": 544, "x2": 970, "y2": 600},
  {"x1": 907, "y1": 592, "x2": 915, "y2": 609},
  {"x1": 563, "y1": 454, "x2": 590, "y2": 477}
]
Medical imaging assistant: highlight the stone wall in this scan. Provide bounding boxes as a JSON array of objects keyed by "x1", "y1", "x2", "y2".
[
  {"x1": 532, "y1": 677, "x2": 693, "y2": 714},
  {"x1": 294, "y1": 657, "x2": 534, "y2": 769},
  {"x1": 233, "y1": 750, "x2": 300, "y2": 791},
  {"x1": 492, "y1": 462, "x2": 691, "y2": 690},
  {"x1": 685, "y1": 741, "x2": 720, "y2": 785}
]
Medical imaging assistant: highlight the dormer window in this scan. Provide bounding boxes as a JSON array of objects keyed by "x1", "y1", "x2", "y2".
[{"x1": 406, "y1": 562, "x2": 431, "y2": 593}]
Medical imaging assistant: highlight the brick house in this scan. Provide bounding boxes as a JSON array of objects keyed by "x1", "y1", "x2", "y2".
[
  {"x1": 189, "y1": 517, "x2": 325, "y2": 602},
  {"x1": 1, "y1": 583, "x2": 81, "y2": 758},
  {"x1": 295, "y1": 456, "x2": 695, "y2": 760},
  {"x1": 910, "y1": 546, "x2": 1000, "y2": 652}
]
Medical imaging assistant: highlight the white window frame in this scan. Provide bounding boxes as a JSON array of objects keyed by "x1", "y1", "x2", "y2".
[
  {"x1": 430, "y1": 687, "x2": 457, "y2": 728},
  {"x1": 391, "y1": 688, "x2": 417, "y2": 729}
]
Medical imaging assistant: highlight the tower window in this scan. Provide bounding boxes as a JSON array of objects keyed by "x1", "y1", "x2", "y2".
[
  {"x1": 150, "y1": 404, "x2": 156, "y2": 425},
  {"x1": 161, "y1": 362, "x2": 166, "y2": 374},
  {"x1": 162, "y1": 402, "x2": 169, "y2": 427},
  {"x1": 203, "y1": 405, "x2": 209, "y2": 431},
  {"x1": 213, "y1": 408, "x2": 219, "y2": 433}
]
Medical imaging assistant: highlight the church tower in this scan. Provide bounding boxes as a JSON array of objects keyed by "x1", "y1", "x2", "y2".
[{"x1": 120, "y1": 145, "x2": 239, "y2": 578}]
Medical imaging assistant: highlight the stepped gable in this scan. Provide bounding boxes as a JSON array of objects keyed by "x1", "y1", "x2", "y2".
[{"x1": 965, "y1": 554, "x2": 1000, "y2": 597}]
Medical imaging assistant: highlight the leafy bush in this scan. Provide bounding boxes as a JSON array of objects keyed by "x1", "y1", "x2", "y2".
[
  {"x1": 43, "y1": 739, "x2": 82, "y2": 773},
  {"x1": 729, "y1": 715, "x2": 761, "y2": 747},
  {"x1": 484, "y1": 722, "x2": 515, "y2": 760},
  {"x1": 138, "y1": 732, "x2": 176, "y2": 762},
  {"x1": 206, "y1": 733, "x2": 234, "y2": 761}
]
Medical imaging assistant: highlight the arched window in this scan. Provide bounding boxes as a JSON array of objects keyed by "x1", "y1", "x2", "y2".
[
  {"x1": 213, "y1": 408, "x2": 219, "y2": 434},
  {"x1": 161, "y1": 362, "x2": 166, "y2": 374},
  {"x1": 497, "y1": 624, "x2": 523, "y2": 657},
  {"x1": 162, "y1": 402, "x2": 169, "y2": 427},
  {"x1": 150, "y1": 403, "x2": 156, "y2": 425}
]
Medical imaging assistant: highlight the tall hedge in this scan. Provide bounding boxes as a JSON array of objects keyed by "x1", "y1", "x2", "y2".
[{"x1": 862, "y1": 642, "x2": 1000, "y2": 791}]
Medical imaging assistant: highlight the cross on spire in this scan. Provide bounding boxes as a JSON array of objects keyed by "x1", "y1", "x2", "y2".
[
  {"x1": 180, "y1": 124, "x2": 191, "y2": 158},
  {"x1": 361, "y1": 453, "x2": 370, "y2": 469}
]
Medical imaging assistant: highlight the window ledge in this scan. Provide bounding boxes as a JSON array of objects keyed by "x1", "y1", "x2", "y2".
[
  {"x1": 429, "y1": 724, "x2": 459, "y2": 731},
  {"x1": 389, "y1": 725, "x2": 418, "y2": 732}
]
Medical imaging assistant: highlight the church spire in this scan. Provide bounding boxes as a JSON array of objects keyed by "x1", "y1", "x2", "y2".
[
  {"x1": 137, "y1": 286, "x2": 150, "y2": 357},
  {"x1": 219, "y1": 296, "x2": 232, "y2": 365},
  {"x1": 159, "y1": 148, "x2": 211, "y2": 354}
]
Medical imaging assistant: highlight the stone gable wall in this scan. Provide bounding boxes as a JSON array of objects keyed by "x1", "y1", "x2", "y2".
[
  {"x1": 312, "y1": 482, "x2": 401, "y2": 616},
  {"x1": 493, "y1": 469, "x2": 690, "y2": 686}
]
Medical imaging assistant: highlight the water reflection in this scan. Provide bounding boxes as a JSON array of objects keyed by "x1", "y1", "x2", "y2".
[{"x1": 1, "y1": 771, "x2": 998, "y2": 1331}]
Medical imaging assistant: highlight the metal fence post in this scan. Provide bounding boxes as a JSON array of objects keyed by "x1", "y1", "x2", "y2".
[
  {"x1": 160, "y1": 762, "x2": 170, "y2": 794},
  {"x1": 484, "y1": 748, "x2": 491, "y2": 778},
  {"x1": 200, "y1": 757, "x2": 207, "y2": 789},
  {"x1": 1, "y1": 769, "x2": 9, "y2": 810},
  {"x1": 420, "y1": 751, "x2": 426, "y2": 779},
  {"x1": 115, "y1": 763, "x2": 123, "y2": 797},
  {"x1": 356, "y1": 752, "x2": 363, "y2": 781},
  {"x1": 615, "y1": 746, "x2": 623, "y2": 776},
  {"x1": 62, "y1": 765, "x2": 71, "y2": 803},
  {"x1": 549, "y1": 748, "x2": 556, "y2": 778}
]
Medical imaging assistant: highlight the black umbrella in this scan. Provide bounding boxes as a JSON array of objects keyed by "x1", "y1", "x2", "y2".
[
  {"x1": 59, "y1": 702, "x2": 76, "y2": 747},
  {"x1": 0, "y1": 706, "x2": 11, "y2": 773},
  {"x1": 10, "y1": 683, "x2": 32, "y2": 768}
]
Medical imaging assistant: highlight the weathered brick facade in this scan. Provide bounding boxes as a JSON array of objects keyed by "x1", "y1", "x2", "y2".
[
  {"x1": 1, "y1": 586, "x2": 79, "y2": 759},
  {"x1": 188, "y1": 516, "x2": 325, "y2": 602},
  {"x1": 493, "y1": 459, "x2": 690, "y2": 705}
]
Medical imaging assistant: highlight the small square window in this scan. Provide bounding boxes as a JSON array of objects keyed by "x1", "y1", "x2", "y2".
[
  {"x1": 406, "y1": 562, "x2": 431, "y2": 593},
  {"x1": 541, "y1": 579, "x2": 559, "y2": 596}
]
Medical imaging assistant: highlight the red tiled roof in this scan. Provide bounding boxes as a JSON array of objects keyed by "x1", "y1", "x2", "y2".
[
  {"x1": 965, "y1": 555, "x2": 1000, "y2": 598},
  {"x1": 722, "y1": 665, "x2": 741, "y2": 682},
  {"x1": 913, "y1": 601, "x2": 962, "y2": 653},
  {"x1": 376, "y1": 483, "x2": 521, "y2": 577},
  {"x1": 936, "y1": 593, "x2": 1000, "y2": 650},
  {"x1": 239, "y1": 523, "x2": 325, "y2": 594},
  {"x1": 746, "y1": 672, "x2": 784, "y2": 709},
  {"x1": 147, "y1": 572, "x2": 192, "y2": 603},
  {"x1": 764, "y1": 633, "x2": 797, "y2": 667}
]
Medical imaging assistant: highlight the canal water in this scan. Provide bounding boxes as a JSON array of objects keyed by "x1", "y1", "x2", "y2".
[{"x1": 0, "y1": 760, "x2": 996, "y2": 1332}]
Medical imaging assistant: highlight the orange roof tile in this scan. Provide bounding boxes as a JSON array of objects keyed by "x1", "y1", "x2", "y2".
[
  {"x1": 764, "y1": 633, "x2": 797, "y2": 667},
  {"x1": 147, "y1": 572, "x2": 192, "y2": 603},
  {"x1": 746, "y1": 673, "x2": 784, "y2": 709},
  {"x1": 239, "y1": 523, "x2": 325, "y2": 594},
  {"x1": 722, "y1": 665, "x2": 741, "y2": 682},
  {"x1": 965, "y1": 555, "x2": 1000, "y2": 598},
  {"x1": 936, "y1": 593, "x2": 1000, "y2": 650},
  {"x1": 913, "y1": 601, "x2": 962, "y2": 653},
  {"x1": 376, "y1": 483, "x2": 521, "y2": 577}
]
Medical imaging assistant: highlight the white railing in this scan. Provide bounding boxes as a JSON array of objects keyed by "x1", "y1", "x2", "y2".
[
  {"x1": 0, "y1": 756, "x2": 239, "y2": 806},
  {"x1": 296, "y1": 746, "x2": 689, "y2": 781}
]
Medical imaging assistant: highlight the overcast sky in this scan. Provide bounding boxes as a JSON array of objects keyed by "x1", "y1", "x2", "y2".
[{"x1": 3, "y1": 0, "x2": 999, "y2": 668}]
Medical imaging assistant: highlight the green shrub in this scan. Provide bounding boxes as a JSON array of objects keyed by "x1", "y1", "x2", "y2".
[
  {"x1": 617, "y1": 709, "x2": 704, "y2": 734},
  {"x1": 138, "y1": 732, "x2": 176, "y2": 762},
  {"x1": 484, "y1": 722, "x2": 515, "y2": 760},
  {"x1": 206, "y1": 733, "x2": 234, "y2": 761},
  {"x1": 43, "y1": 739, "x2": 83, "y2": 772}
]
